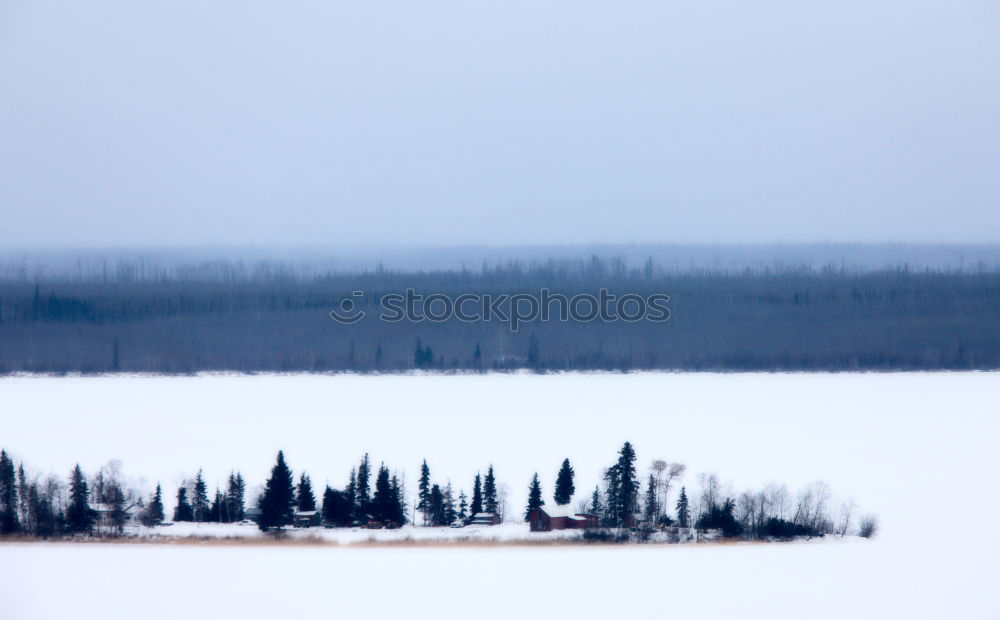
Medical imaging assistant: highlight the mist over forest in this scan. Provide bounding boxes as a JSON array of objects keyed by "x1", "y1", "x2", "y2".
[
  {"x1": 4, "y1": 243, "x2": 1000, "y2": 279},
  {"x1": 1, "y1": 244, "x2": 997, "y2": 374}
]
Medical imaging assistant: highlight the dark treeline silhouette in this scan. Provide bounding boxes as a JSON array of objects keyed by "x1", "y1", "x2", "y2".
[
  {"x1": 0, "y1": 444, "x2": 877, "y2": 542},
  {"x1": 4, "y1": 243, "x2": 1000, "y2": 279},
  {"x1": 1, "y1": 258, "x2": 998, "y2": 373}
]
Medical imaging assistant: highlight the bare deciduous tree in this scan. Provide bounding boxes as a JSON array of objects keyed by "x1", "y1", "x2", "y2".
[
  {"x1": 859, "y1": 513, "x2": 879, "y2": 538},
  {"x1": 837, "y1": 499, "x2": 856, "y2": 537}
]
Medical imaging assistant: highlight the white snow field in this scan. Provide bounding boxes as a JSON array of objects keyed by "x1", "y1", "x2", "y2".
[{"x1": 2, "y1": 372, "x2": 999, "y2": 618}]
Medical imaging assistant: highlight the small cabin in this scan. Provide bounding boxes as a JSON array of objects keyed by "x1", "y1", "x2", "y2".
[
  {"x1": 529, "y1": 505, "x2": 600, "y2": 532},
  {"x1": 293, "y1": 510, "x2": 320, "y2": 527},
  {"x1": 91, "y1": 502, "x2": 141, "y2": 529},
  {"x1": 469, "y1": 512, "x2": 500, "y2": 526}
]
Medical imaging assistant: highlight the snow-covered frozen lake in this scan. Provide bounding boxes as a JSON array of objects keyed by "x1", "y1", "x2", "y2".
[
  {"x1": 2, "y1": 372, "x2": 999, "y2": 618},
  {"x1": 7, "y1": 535, "x2": 993, "y2": 620}
]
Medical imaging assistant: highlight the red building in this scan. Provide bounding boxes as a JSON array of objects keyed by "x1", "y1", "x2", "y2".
[{"x1": 528, "y1": 505, "x2": 600, "y2": 532}]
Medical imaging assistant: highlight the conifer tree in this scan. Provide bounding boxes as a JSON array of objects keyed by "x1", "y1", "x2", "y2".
[
  {"x1": 17, "y1": 463, "x2": 29, "y2": 534},
  {"x1": 676, "y1": 486, "x2": 690, "y2": 528},
  {"x1": 428, "y1": 484, "x2": 444, "y2": 525},
  {"x1": 589, "y1": 486, "x2": 603, "y2": 516},
  {"x1": 473, "y1": 342, "x2": 482, "y2": 370},
  {"x1": 148, "y1": 483, "x2": 165, "y2": 525},
  {"x1": 470, "y1": 473, "x2": 483, "y2": 515},
  {"x1": 603, "y1": 464, "x2": 621, "y2": 526},
  {"x1": 296, "y1": 473, "x2": 316, "y2": 511},
  {"x1": 483, "y1": 465, "x2": 498, "y2": 514},
  {"x1": 527, "y1": 333, "x2": 540, "y2": 368},
  {"x1": 644, "y1": 474, "x2": 658, "y2": 523},
  {"x1": 321, "y1": 486, "x2": 352, "y2": 527},
  {"x1": 225, "y1": 472, "x2": 246, "y2": 522},
  {"x1": 417, "y1": 459, "x2": 431, "y2": 525},
  {"x1": 66, "y1": 464, "x2": 94, "y2": 533},
  {"x1": 554, "y1": 458, "x2": 575, "y2": 505},
  {"x1": 0, "y1": 450, "x2": 19, "y2": 534},
  {"x1": 414, "y1": 339, "x2": 435, "y2": 369},
  {"x1": 258, "y1": 450, "x2": 295, "y2": 531},
  {"x1": 356, "y1": 454, "x2": 371, "y2": 516},
  {"x1": 345, "y1": 467, "x2": 358, "y2": 521},
  {"x1": 458, "y1": 490, "x2": 469, "y2": 521},
  {"x1": 371, "y1": 465, "x2": 395, "y2": 524},
  {"x1": 105, "y1": 479, "x2": 127, "y2": 535},
  {"x1": 525, "y1": 473, "x2": 544, "y2": 520},
  {"x1": 173, "y1": 486, "x2": 193, "y2": 522},
  {"x1": 443, "y1": 481, "x2": 456, "y2": 524},
  {"x1": 192, "y1": 470, "x2": 210, "y2": 522},
  {"x1": 414, "y1": 339, "x2": 425, "y2": 368},
  {"x1": 614, "y1": 442, "x2": 639, "y2": 526},
  {"x1": 390, "y1": 473, "x2": 406, "y2": 526},
  {"x1": 210, "y1": 489, "x2": 224, "y2": 522},
  {"x1": 29, "y1": 482, "x2": 57, "y2": 538}
]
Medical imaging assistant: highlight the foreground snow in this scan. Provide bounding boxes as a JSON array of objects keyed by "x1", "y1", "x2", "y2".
[
  {"x1": 2, "y1": 535, "x2": 995, "y2": 620},
  {"x1": 2, "y1": 372, "x2": 999, "y2": 618}
]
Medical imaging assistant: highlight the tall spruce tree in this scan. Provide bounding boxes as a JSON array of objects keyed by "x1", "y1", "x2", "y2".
[
  {"x1": 148, "y1": 483, "x2": 165, "y2": 525},
  {"x1": 417, "y1": 459, "x2": 431, "y2": 525},
  {"x1": 258, "y1": 450, "x2": 295, "y2": 531},
  {"x1": 525, "y1": 473, "x2": 544, "y2": 520},
  {"x1": 676, "y1": 486, "x2": 690, "y2": 528},
  {"x1": 458, "y1": 490, "x2": 469, "y2": 521},
  {"x1": 615, "y1": 442, "x2": 639, "y2": 526},
  {"x1": 225, "y1": 472, "x2": 246, "y2": 522},
  {"x1": 173, "y1": 487, "x2": 193, "y2": 522},
  {"x1": 192, "y1": 470, "x2": 210, "y2": 522},
  {"x1": 297, "y1": 473, "x2": 316, "y2": 511},
  {"x1": 470, "y1": 473, "x2": 483, "y2": 515},
  {"x1": 603, "y1": 465, "x2": 621, "y2": 526},
  {"x1": 483, "y1": 465, "x2": 498, "y2": 514},
  {"x1": 356, "y1": 454, "x2": 371, "y2": 517},
  {"x1": 345, "y1": 467, "x2": 358, "y2": 521},
  {"x1": 554, "y1": 458, "x2": 575, "y2": 505},
  {"x1": 17, "y1": 463, "x2": 28, "y2": 534},
  {"x1": 443, "y1": 481, "x2": 456, "y2": 524},
  {"x1": 644, "y1": 474, "x2": 658, "y2": 523},
  {"x1": 426, "y1": 484, "x2": 443, "y2": 525},
  {"x1": 371, "y1": 465, "x2": 394, "y2": 524},
  {"x1": 0, "y1": 450, "x2": 19, "y2": 534},
  {"x1": 66, "y1": 464, "x2": 94, "y2": 533}
]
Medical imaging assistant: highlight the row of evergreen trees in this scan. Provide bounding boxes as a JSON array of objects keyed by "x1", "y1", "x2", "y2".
[
  {"x1": 0, "y1": 444, "x2": 692, "y2": 537},
  {"x1": 255, "y1": 452, "x2": 409, "y2": 531},
  {"x1": 0, "y1": 450, "x2": 120, "y2": 537},
  {"x1": 171, "y1": 471, "x2": 246, "y2": 524},
  {"x1": 1, "y1": 445, "x2": 870, "y2": 540},
  {"x1": 415, "y1": 461, "x2": 504, "y2": 526}
]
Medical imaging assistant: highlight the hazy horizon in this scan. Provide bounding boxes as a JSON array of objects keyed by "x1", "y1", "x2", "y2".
[
  {"x1": 4, "y1": 242, "x2": 1000, "y2": 277},
  {"x1": 2, "y1": 2, "x2": 998, "y2": 247}
]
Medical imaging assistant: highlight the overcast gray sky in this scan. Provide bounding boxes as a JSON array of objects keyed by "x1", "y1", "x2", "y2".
[{"x1": 1, "y1": 1, "x2": 997, "y2": 248}]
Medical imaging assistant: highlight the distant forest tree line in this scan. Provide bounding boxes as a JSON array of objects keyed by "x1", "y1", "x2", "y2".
[
  {"x1": 1, "y1": 257, "x2": 998, "y2": 373},
  {"x1": 0, "y1": 444, "x2": 878, "y2": 541}
]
